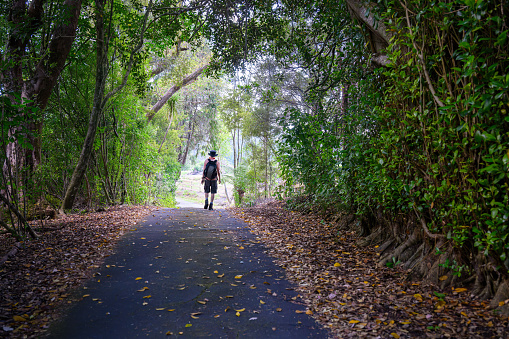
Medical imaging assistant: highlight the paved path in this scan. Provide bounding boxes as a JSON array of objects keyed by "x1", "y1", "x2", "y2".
[
  {"x1": 49, "y1": 207, "x2": 328, "y2": 338},
  {"x1": 175, "y1": 197, "x2": 203, "y2": 208}
]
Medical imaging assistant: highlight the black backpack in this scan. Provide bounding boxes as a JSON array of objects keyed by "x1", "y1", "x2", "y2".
[{"x1": 204, "y1": 160, "x2": 217, "y2": 180}]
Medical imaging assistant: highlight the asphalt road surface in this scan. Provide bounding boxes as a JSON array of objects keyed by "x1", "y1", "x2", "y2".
[{"x1": 48, "y1": 207, "x2": 329, "y2": 338}]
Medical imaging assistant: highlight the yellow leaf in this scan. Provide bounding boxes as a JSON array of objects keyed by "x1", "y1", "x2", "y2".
[
  {"x1": 135, "y1": 277, "x2": 142, "y2": 280},
  {"x1": 334, "y1": 263, "x2": 341, "y2": 267},
  {"x1": 239, "y1": 246, "x2": 244, "y2": 249},
  {"x1": 260, "y1": 300, "x2": 266, "y2": 304},
  {"x1": 168, "y1": 309, "x2": 175, "y2": 312},
  {"x1": 499, "y1": 301, "x2": 505, "y2": 307},
  {"x1": 234, "y1": 275, "x2": 243, "y2": 279},
  {"x1": 305, "y1": 310, "x2": 313, "y2": 315},
  {"x1": 143, "y1": 295, "x2": 151, "y2": 299},
  {"x1": 217, "y1": 274, "x2": 224, "y2": 278},
  {"x1": 391, "y1": 333, "x2": 400, "y2": 338},
  {"x1": 461, "y1": 312, "x2": 468, "y2": 317},
  {"x1": 185, "y1": 324, "x2": 192, "y2": 328},
  {"x1": 214, "y1": 315, "x2": 220, "y2": 318},
  {"x1": 454, "y1": 288, "x2": 467, "y2": 293},
  {"x1": 191, "y1": 315, "x2": 199, "y2": 319},
  {"x1": 400, "y1": 321, "x2": 411, "y2": 324},
  {"x1": 82, "y1": 294, "x2": 90, "y2": 298},
  {"x1": 140, "y1": 237, "x2": 146, "y2": 239},
  {"x1": 156, "y1": 308, "x2": 165, "y2": 311},
  {"x1": 349, "y1": 320, "x2": 360, "y2": 324},
  {"x1": 235, "y1": 308, "x2": 245, "y2": 312},
  {"x1": 225, "y1": 295, "x2": 233, "y2": 298},
  {"x1": 137, "y1": 287, "x2": 149, "y2": 292},
  {"x1": 295, "y1": 310, "x2": 305, "y2": 314},
  {"x1": 276, "y1": 308, "x2": 282, "y2": 312},
  {"x1": 13, "y1": 315, "x2": 26, "y2": 322},
  {"x1": 236, "y1": 311, "x2": 240, "y2": 317},
  {"x1": 214, "y1": 270, "x2": 218, "y2": 274},
  {"x1": 165, "y1": 331, "x2": 173, "y2": 335},
  {"x1": 413, "y1": 294, "x2": 423, "y2": 302},
  {"x1": 231, "y1": 283, "x2": 238, "y2": 286},
  {"x1": 197, "y1": 301, "x2": 206, "y2": 304},
  {"x1": 439, "y1": 275, "x2": 448, "y2": 281}
]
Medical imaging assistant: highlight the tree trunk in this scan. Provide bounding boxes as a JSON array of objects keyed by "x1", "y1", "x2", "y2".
[
  {"x1": 60, "y1": 0, "x2": 152, "y2": 211},
  {"x1": 60, "y1": 0, "x2": 108, "y2": 211}
]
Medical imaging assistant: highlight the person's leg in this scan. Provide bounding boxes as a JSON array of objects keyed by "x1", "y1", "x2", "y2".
[
  {"x1": 209, "y1": 180, "x2": 217, "y2": 210},
  {"x1": 204, "y1": 181, "x2": 210, "y2": 209}
]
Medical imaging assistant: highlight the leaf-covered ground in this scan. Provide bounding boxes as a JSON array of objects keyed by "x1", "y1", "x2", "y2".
[
  {"x1": 1, "y1": 202, "x2": 508, "y2": 338},
  {"x1": 0, "y1": 205, "x2": 157, "y2": 338},
  {"x1": 230, "y1": 201, "x2": 509, "y2": 338}
]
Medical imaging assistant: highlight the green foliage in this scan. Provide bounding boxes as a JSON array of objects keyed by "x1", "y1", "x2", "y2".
[
  {"x1": 275, "y1": 0, "x2": 509, "y2": 275},
  {"x1": 374, "y1": 0, "x2": 509, "y2": 266}
]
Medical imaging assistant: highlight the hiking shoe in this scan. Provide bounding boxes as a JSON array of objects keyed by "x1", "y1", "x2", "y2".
[
  {"x1": 208, "y1": 203, "x2": 213, "y2": 211},
  {"x1": 204, "y1": 200, "x2": 208, "y2": 209}
]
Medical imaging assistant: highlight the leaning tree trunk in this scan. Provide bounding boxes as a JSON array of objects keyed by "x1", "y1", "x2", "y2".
[
  {"x1": 60, "y1": 0, "x2": 153, "y2": 211},
  {"x1": 60, "y1": 0, "x2": 108, "y2": 211}
]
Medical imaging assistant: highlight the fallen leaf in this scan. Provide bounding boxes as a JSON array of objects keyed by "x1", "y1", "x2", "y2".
[
  {"x1": 276, "y1": 308, "x2": 282, "y2": 312},
  {"x1": 334, "y1": 263, "x2": 341, "y2": 267},
  {"x1": 135, "y1": 277, "x2": 142, "y2": 280},
  {"x1": 234, "y1": 275, "x2": 243, "y2": 279},
  {"x1": 306, "y1": 310, "x2": 313, "y2": 315},
  {"x1": 166, "y1": 331, "x2": 173, "y2": 335},
  {"x1": 235, "y1": 308, "x2": 246, "y2": 312},
  {"x1": 260, "y1": 300, "x2": 266, "y2": 304},
  {"x1": 156, "y1": 308, "x2": 165, "y2": 311},
  {"x1": 197, "y1": 300, "x2": 206, "y2": 304},
  {"x1": 236, "y1": 311, "x2": 240, "y2": 316},
  {"x1": 349, "y1": 320, "x2": 360, "y2": 324},
  {"x1": 439, "y1": 275, "x2": 448, "y2": 281},
  {"x1": 391, "y1": 333, "x2": 400, "y2": 338},
  {"x1": 454, "y1": 288, "x2": 467, "y2": 293},
  {"x1": 185, "y1": 324, "x2": 192, "y2": 328},
  {"x1": 13, "y1": 316, "x2": 26, "y2": 322}
]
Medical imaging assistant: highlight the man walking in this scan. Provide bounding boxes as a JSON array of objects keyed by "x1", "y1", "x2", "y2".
[{"x1": 201, "y1": 150, "x2": 221, "y2": 210}]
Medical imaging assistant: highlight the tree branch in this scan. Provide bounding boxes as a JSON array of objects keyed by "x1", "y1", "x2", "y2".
[{"x1": 147, "y1": 64, "x2": 208, "y2": 122}]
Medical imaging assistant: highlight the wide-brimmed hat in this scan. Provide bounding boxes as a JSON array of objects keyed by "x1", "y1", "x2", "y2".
[{"x1": 208, "y1": 150, "x2": 218, "y2": 157}]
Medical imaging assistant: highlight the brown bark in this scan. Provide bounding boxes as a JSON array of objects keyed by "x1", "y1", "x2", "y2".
[{"x1": 3, "y1": 0, "x2": 83, "y2": 170}]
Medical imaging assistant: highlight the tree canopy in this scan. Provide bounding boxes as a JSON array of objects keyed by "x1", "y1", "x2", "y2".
[{"x1": 1, "y1": 0, "x2": 508, "y2": 313}]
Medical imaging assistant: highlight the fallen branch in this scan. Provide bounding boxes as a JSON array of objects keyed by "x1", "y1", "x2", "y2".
[{"x1": 0, "y1": 242, "x2": 22, "y2": 266}]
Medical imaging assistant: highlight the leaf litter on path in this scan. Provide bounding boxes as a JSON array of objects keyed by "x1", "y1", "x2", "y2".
[
  {"x1": 0, "y1": 205, "x2": 157, "y2": 338},
  {"x1": 230, "y1": 201, "x2": 509, "y2": 338}
]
